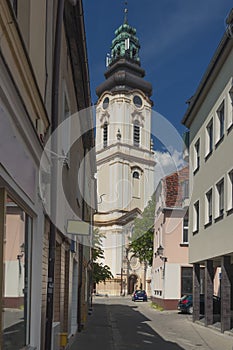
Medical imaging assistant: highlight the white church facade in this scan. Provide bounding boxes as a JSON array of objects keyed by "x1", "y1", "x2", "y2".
[{"x1": 94, "y1": 14, "x2": 155, "y2": 295}]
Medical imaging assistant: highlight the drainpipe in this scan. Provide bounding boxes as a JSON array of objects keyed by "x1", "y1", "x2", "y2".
[
  {"x1": 45, "y1": 0, "x2": 64, "y2": 349},
  {"x1": 77, "y1": 146, "x2": 87, "y2": 332}
]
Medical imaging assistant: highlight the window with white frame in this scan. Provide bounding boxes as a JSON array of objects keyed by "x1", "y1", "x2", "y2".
[
  {"x1": 216, "y1": 101, "x2": 225, "y2": 143},
  {"x1": 193, "y1": 200, "x2": 199, "y2": 233},
  {"x1": 182, "y1": 216, "x2": 189, "y2": 243},
  {"x1": 228, "y1": 88, "x2": 233, "y2": 129},
  {"x1": 182, "y1": 180, "x2": 189, "y2": 200},
  {"x1": 216, "y1": 178, "x2": 224, "y2": 217},
  {"x1": 193, "y1": 139, "x2": 200, "y2": 172},
  {"x1": 206, "y1": 119, "x2": 213, "y2": 156},
  {"x1": 227, "y1": 170, "x2": 233, "y2": 211},
  {"x1": 205, "y1": 189, "x2": 212, "y2": 225}
]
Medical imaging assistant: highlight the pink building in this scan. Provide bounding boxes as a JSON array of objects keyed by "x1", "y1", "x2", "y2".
[{"x1": 151, "y1": 167, "x2": 191, "y2": 309}]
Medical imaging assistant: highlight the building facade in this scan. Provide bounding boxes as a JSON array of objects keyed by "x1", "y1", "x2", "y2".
[
  {"x1": 94, "y1": 15, "x2": 155, "y2": 295},
  {"x1": 0, "y1": 1, "x2": 95, "y2": 349},
  {"x1": 151, "y1": 167, "x2": 191, "y2": 309},
  {"x1": 182, "y1": 9, "x2": 233, "y2": 332}
]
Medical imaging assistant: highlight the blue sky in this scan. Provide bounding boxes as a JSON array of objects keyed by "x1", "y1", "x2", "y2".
[{"x1": 83, "y1": 1, "x2": 232, "y2": 137}]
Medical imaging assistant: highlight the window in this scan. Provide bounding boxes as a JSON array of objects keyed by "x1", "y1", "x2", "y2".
[
  {"x1": 227, "y1": 170, "x2": 233, "y2": 211},
  {"x1": 216, "y1": 179, "x2": 224, "y2": 217},
  {"x1": 206, "y1": 119, "x2": 213, "y2": 156},
  {"x1": 103, "y1": 122, "x2": 108, "y2": 148},
  {"x1": 132, "y1": 171, "x2": 140, "y2": 179},
  {"x1": 182, "y1": 216, "x2": 189, "y2": 243},
  {"x1": 133, "y1": 121, "x2": 140, "y2": 147},
  {"x1": 181, "y1": 267, "x2": 193, "y2": 295},
  {"x1": 132, "y1": 170, "x2": 140, "y2": 198},
  {"x1": 194, "y1": 139, "x2": 200, "y2": 173},
  {"x1": 182, "y1": 180, "x2": 189, "y2": 200},
  {"x1": 10, "y1": 0, "x2": 17, "y2": 16},
  {"x1": 205, "y1": 189, "x2": 212, "y2": 225},
  {"x1": 103, "y1": 97, "x2": 109, "y2": 110},
  {"x1": 193, "y1": 200, "x2": 199, "y2": 233},
  {"x1": 62, "y1": 91, "x2": 71, "y2": 167},
  {"x1": 216, "y1": 102, "x2": 225, "y2": 143},
  {"x1": 3, "y1": 197, "x2": 32, "y2": 348},
  {"x1": 228, "y1": 88, "x2": 233, "y2": 130}
]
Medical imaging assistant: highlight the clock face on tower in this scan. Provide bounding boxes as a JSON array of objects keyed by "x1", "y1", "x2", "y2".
[{"x1": 133, "y1": 95, "x2": 143, "y2": 108}]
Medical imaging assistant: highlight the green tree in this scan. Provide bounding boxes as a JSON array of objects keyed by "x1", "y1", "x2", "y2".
[
  {"x1": 92, "y1": 229, "x2": 113, "y2": 284},
  {"x1": 129, "y1": 193, "x2": 155, "y2": 266}
]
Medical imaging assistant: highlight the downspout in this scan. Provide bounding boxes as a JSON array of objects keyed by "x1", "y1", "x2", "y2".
[
  {"x1": 77, "y1": 146, "x2": 86, "y2": 332},
  {"x1": 45, "y1": 0, "x2": 64, "y2": 349}
]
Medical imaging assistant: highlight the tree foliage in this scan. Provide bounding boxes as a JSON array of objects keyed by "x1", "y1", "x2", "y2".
[
  {"x1": 92, "y1": 229, "x2": 113, "y2": 284},
  {"x1": 129, "y1": 193, "x2": 155, "y2": 266}
]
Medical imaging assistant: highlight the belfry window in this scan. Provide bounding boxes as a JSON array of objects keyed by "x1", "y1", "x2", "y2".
[
  {"x1": 103, "y1": 122, "x2": 108, "y2": 148},
  {"x1": 133, "y1": 171, "x2": 140, "y2": 179},
  {"x1": 133, "y1": 121, "x2": 140, "y2": 147}
]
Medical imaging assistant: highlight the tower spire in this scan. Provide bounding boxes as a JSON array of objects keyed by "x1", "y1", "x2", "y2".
[{"x1": 124, "y1": 1, "x2": 128, "y2": 24}]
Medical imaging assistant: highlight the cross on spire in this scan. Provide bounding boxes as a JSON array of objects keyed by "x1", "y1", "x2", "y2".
[{"x1": 124, "y1": 1, "x2": 128, "y2": 24}]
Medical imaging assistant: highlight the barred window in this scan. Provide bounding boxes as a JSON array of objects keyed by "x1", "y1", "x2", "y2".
[
  {"x1": 133, "y1": 121, "x2": 140, "y2": 147},
  {"x1": 103, "y1": 122, "x2": 108, "y2": 148}
]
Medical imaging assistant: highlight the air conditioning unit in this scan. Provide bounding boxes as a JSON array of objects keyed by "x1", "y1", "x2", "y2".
[{"x1": 51, "y1": 322, "x2": 60, "y2": 350}]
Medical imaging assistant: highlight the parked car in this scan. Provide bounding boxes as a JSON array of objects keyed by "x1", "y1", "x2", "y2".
[
  {"x1": 177, "y1": 294, "x2": 221, "y2": 314},
  {"x1": 132, "y1": 290, "x2": 147, "y2": 302}
]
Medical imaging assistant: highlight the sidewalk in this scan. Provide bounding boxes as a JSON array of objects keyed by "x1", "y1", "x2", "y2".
[{"x1": 69, "y1": 302, "x2": 114, "y2": 350}]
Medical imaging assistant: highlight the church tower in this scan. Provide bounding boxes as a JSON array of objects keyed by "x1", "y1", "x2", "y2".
[{"x1": 95, "y1": 10, "x2": 155, "y2": 295}]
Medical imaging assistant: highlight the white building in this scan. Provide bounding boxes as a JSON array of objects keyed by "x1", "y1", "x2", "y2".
[
  {"x1": 182, "y1": 9, "x2": 233, "y2": 332},
  {"x1": 94, "y1": 15, "x2": 155, "y2": 295}
]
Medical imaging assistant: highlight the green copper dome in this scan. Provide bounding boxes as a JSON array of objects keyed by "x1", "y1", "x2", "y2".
[{"x1": 109, "y1": 22, "x2": 140, "y2": 65}]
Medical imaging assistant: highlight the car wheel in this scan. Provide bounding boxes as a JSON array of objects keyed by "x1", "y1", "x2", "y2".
[{"x1": 187, "y1": 306, "x2": 193, "y2": 314}]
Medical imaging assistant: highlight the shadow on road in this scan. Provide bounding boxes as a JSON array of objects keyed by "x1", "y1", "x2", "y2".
[
  {"x1": 108, "y1": 303, "x2": 184, "y2": 349},
  {"x1": 72, "y1": 302, "x2": 185, "y2": 350}
]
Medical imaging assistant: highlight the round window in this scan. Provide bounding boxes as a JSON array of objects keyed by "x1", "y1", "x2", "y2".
[
  {"x1": 133, "y1": 95, "x2": 142, "y2": 108},
  {"x1": 103, "y1": 97, "x2": 109, "y2": 109}
]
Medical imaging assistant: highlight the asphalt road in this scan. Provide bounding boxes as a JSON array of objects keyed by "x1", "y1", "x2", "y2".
[{"x1": 74, "y1": 296, "x2": 233, "y2": 350}]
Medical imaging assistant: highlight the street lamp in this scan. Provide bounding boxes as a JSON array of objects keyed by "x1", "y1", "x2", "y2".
[{"x1": 156, "y1": 245, "x2": 167, "y2": 262}]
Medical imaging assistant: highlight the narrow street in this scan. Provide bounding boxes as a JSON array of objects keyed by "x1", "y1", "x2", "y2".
[{"x1": 71, "y1": 296, "x2": 233, "y2": 350}]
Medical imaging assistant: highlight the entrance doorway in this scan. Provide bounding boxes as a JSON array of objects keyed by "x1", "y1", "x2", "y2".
[{"x1": 128, "y1": 274, "x2": 138, "y2": 294}]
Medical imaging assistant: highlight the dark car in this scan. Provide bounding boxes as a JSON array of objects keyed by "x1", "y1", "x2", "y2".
[
  {"x1": 132, "y1": 290, "x2": 147, "y2": 302},
  {"x1": 177, "y1": 294, "x2": 221, "y2": 314}
]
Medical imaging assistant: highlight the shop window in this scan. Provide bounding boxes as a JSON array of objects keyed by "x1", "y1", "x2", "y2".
[
  {"x1": 3, "y1": 197, "x2": 32, "y2": 348},
  {"x1": 181, "y1": 267, "x2": 193, "y2": 295}
]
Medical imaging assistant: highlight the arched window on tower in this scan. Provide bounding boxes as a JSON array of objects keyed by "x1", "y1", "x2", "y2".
[
  {"x1": 133, "y1": 121, "x2": 140, "y2": 147},
  {"x1": 133, "y1": 171, "x2": 140, "y2": 179},
  {"x1": 132, "y1": 170, "x2": 140, "y2": 198},
  {"x1": 103, "y1": 122, "x2": 108, "y2": 148}
]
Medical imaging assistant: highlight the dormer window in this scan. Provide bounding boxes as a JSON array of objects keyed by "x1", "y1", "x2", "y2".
[{"x1": 133, "y1": 121, "x2": 140, "y2": 147}]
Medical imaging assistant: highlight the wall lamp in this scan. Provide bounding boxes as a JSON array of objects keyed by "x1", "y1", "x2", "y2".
[{"x1": 156, "y1": 245, "x2": 167, "y2": 262}]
